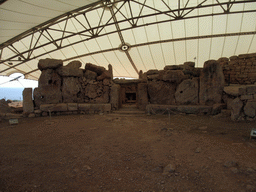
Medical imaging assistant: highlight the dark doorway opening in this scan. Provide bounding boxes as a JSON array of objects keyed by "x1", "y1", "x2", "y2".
[{"x1": 125, "y1": 92, "x2": 136, "y2": 103}]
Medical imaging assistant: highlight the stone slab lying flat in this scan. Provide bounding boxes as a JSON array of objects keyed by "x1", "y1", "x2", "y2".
[
  {"x1": 146, "y1": 104, "x2": 212, "y2": 115},
  {"x1": 78, "y1": 104, "x2": 111, "y2": 113},
  {"x1": 40, "y1": 104, "x2": 68, "y2": 112},
  {"x1": 67, "y1": 103, "x2": 78, "y2": 111}
]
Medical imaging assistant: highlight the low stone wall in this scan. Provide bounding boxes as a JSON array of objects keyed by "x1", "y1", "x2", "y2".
[
  {"x1": 29, "y1": 103, "x2": 111, "y2": 117},
  {"x1": 219, "y1": 53, "x2": 256, "y2": 85}
]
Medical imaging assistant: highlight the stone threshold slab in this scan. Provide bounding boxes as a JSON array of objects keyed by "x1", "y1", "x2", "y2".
[
  {"x1": 40, "y1": 103, "x2": 111, "y2": 113},
  {"x1": 146, "y1": 104, "x2": 212, "y2": 115}
]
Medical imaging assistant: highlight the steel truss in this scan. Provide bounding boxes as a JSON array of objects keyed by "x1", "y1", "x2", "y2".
[{"x1": 0, "y1": 0, "x2": 256, "y2": 76}]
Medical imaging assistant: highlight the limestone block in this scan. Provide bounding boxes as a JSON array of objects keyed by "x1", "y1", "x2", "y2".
[
  {"x1": 85, "y1": 63, "x2": 106, "y2": 75},
  {"x1": 229, "y1": 56, "x2": 238, "y2": 61},
  {"x1": 238, "y1": 87, "x2": 247, "y2": 95},
  {"x1": 5, "y1": 113, "x2": 23, "y2": 119},
  {"x1": 212, "y1": 103, "x2": 226, "y2": 115},
  {"x1": 184, "y1": 61, "x2": 195, "y2": 68},
  {"x1": 148, "y1": 81, "x2": 176, "y2": 105},
  {"x1": 67, "y1": 103, "x2": 78, "y2": 111},
  {"x1": 56, "y1": 66, "x2": 83, "y2": 77},
  {"x1": 94, "y1": 86, "x2": 110, "y2": 103},
  {"x1": 146, "y1": 104, "x2": 178, "y2": 115},
  {"x1": 62, "y1": 77, "x2": 81, "y2": 103},
  {"x1": 34, "y1": 109, "x2": 42, "y2": 114},
  {"x1": 38, "y1": 58, "x2": 63, "y2": 71},
  {"x1": 91, "y1": 104, "x2": 111, "y2": 113},
  {"x1": 110, "y1": 83, "x2": 121, "y2": 110},
  {"x1": 40, "y1": 103, "x2": 68, "y2": 112},
  {"x1": 78, "y1": 104, "x2": 111, "y2": 113},
  {"x1": 230, "y1": 98, "x2": 243, "y2": 121},
  {"x1": 33, "y1": 87, "x2": 62, "y2": 107},
  {"x1": 23, "y1": 88, "x2": 34, "y2": 113},
  {"x1": 147, "y1": 74, "x2": 159, "y2": 80},
  {"x1": 108, "y1": 64, "x2": 113, "y2": 80},
  {"x1": 240, "y1": 95, "x2": 254, "y2": 101},
  {"x1": 223, "y1": 86, "x2": 240, "y2": 97},
  {"x1": 78, "y1": 104, "x2": 91, "y2": 112},
  {"x1": 137, "y1": 83, "x2": 148, "y2": 110},
  {"x1": 84, "y1": 70, "x2": 97, "y2": 80},
  {"x1": 146, "y1": 69, "x2": 159, "y2": 75},
  {"x1": 177, "y1": 105, "x2": 212, "y2": 114},
  {"x1": 85, "y1": 83, "x2": 98, "y2": 99},
  {"x1": 97, "y1": 71, "x2": 111, "y2": 81},
  {"x1": 66, "y1": 60, "x2": 82, "y2": 68},
  {"x1": 164, "y1": 65, "x2": 183, "y2": 71},
  {"x1": 38, "y1": 69, "x2": 61, "y2": 88},
  {"x1": 175, "y1": 78, "x2": 199, "y2": 105},
  {"x1": 218, "y1": 57, "x2": 229, "y2": 63},
  {"x1": 199, "y1": 60, "x2": 225, "y2": 105},
  {"x1": 246, "y1": 86, "x2": 256, "y2": 95},
  {"x1": 244, "y1": 101, "x2": 256, "y2": 118},
  {"x1": 159, "y1": 70, "x2": 185, "y2": 84}
]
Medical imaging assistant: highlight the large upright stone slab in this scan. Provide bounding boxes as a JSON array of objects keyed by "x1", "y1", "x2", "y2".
[
  {"x1": 230, "y1": 98, "x2": 243, "y2": 121},
  {"x1": 62, "y1": 77, "x2": 81, "y2": 103},
  {"x1": 34, "y1": 87, "x2": 62, "y2": 108},
  {"x1": 110, "y1": 84, "x2": 120, "y2": 110},
  {"x1": 108, "y1": 64, "x2": 113, "y2": 80},
  {"x1": 244, "y1": 101, "x2": 256, "y2": 118},
  {"x1": 23, "y1": 88, "x2": 34, "y2": 113},
  {"x1": 35, "y1": 69, "x2": 62, "y2": 107},
  {"x1": 199, "y1": 60, "x2": 225, "y2": 105},
  {"x1": 148, "y1": 81, "x2": 176, "y2": 105},
  {"x1": 175, "y1": 78, "x2": 199, "y2": 105},
  {"x1": 137, "y1": 83, "x2": 148, "y2": 110}
]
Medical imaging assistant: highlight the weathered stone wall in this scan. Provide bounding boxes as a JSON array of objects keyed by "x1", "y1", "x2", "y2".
[
  {"x1": 34, "y1": 59, "x2": 114, "y2": 108},
  {"x1": 144, "y1": 60, "x2": 224, "y2": 106},
  {"x1": 219, "y1": 53, "x2": 256, "y2": 85},
  {"x1": 27, "y1": 58, "x2": 118, "y2": 117}
]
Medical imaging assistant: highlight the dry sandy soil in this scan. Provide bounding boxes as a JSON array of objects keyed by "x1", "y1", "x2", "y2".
[{"x1": 1, "y1": 111, "x2": 256, "y2": 192}]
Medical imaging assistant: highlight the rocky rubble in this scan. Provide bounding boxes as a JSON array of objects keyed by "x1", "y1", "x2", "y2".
[{"x1": 224, "y1": 84, "x2": 256, "y2": 121}]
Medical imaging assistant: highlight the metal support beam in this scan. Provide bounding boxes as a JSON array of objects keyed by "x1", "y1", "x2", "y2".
[{"x1": 0, "y1": 0, "x2": 255, "y2": 77}]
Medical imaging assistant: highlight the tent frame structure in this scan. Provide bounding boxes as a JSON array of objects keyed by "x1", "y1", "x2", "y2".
[{"x1": 0, "y1": 0, "x2": 256, "y2": 79}]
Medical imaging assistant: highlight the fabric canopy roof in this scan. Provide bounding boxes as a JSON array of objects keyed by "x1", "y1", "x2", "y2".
[{"x1": 0, "y1": 0, "x2": 256, "y2": 80}]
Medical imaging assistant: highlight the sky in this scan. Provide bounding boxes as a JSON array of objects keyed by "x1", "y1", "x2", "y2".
[{"x1": 0, "y1": 73, "x2": 38, "y2": 88}]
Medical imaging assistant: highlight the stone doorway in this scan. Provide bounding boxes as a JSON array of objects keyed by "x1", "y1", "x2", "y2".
[{"x1": 125, "y1": 92, "x2": 136, "y2": 104}]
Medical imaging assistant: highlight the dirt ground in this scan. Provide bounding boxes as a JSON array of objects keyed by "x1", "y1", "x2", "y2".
[{"x1": 1, "y1": 112, "x2": 256, "y2": 192}]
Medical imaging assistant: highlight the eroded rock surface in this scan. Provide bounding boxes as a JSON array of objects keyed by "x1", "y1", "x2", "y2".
[
  {"x1": 175, "y1": 78, "x2": 199, "y2": 105},
  {"x1": 148, "y1": 81, "x2": 176, "y2": 105},
  {"x1": 200, "y1": 60, "x2": 225, "y2": 105}
]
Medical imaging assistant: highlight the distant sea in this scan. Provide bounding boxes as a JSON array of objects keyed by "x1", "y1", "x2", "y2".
[{"x1": 0, "y1": 87, "x2": 28, "y2": 101}]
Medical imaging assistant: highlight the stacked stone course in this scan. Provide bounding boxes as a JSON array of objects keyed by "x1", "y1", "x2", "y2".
[
  {"x1": 219, "y1": 53, "x2": 256, "y2": 85},
  {"x1": 22, "y1": 58, "x2": 118, "y2": 117},
  {"x1": 224, "y1": 84, "x2": 256, "y2": 121},
  {"x1": 19, "y1": 52, "x2": 256, "y2": 121}
]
